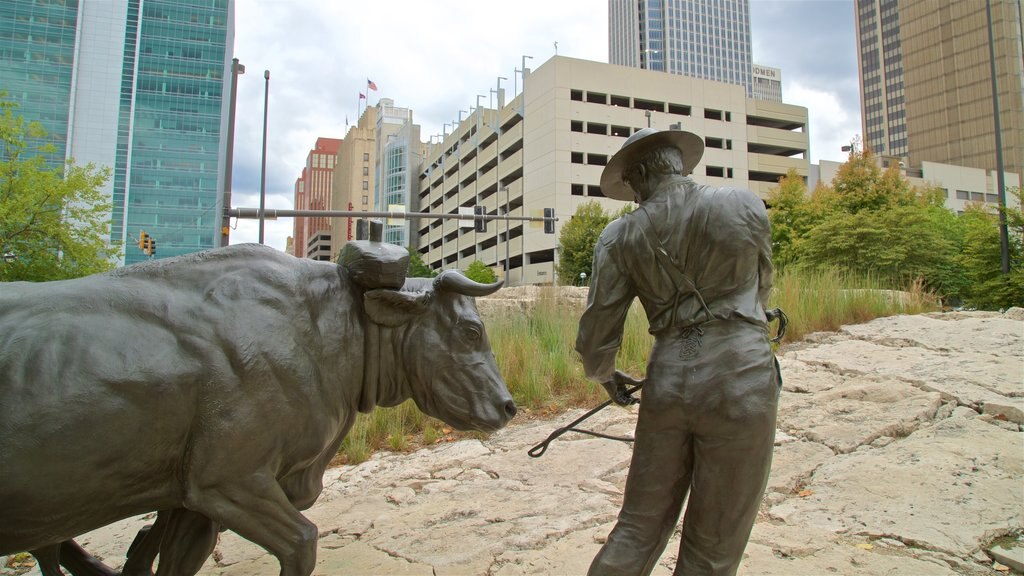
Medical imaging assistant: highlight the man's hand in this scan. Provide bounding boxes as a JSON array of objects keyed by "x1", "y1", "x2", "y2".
[{"x1": 601, "y1": 370, "x2": 642, "y2": 406}]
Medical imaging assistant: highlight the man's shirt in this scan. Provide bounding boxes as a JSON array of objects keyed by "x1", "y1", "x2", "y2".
[{"x1": 575, "y1": 176, "x2": 774, "y2": 383}]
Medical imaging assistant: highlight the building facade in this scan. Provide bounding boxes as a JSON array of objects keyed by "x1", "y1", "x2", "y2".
[
  {"x1": 811, "y1": 156, "x2": 1021, "y2": 215},
  {"x1": 373, "y1": 99, "x2": 421, "y2": 248},
  {"x1": 291, "y1": 137, "x2": 341, "y2": 260},
  {"x1": 855, "y1": 0, "x2": 1023, "y2": 179},
  {"x1": 330, "y1": 106, "x2": 377, "y2": 252},
  {"x1": 609, "y1": 0, "x2": 757, "y2": 97},
  {"x1": 0, "y1": 0, "x2": 236, "y2": 265},
  {"x1": 752, "y1": 64, "x2": 782, "y2": 103},
  {"x1": 414, "y1": 56, "x2": 808, "y2": 286}
]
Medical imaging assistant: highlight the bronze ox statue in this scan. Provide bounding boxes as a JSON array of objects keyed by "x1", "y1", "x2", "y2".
[{"x1": 0, "y1": 243, "x2": 515, "y2": 575}]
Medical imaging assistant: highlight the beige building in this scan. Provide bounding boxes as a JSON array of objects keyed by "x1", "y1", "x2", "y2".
[
  {"x1": 330, "y1": 107, "x2": 377, "y2": 251},
  {"x1": 415, "y1": 56, "x2": 808, "y2": 286},
  {"x1": 856, "y1": 0, "x2": 1023, "y2": 179},
  {"x1": 811, "y1": 156, "x2": 1021, "y2": 214}
]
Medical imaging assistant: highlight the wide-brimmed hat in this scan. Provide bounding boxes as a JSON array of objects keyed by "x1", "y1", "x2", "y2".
[{"x1": 599, "y1": 128, "x2": 705, "y2": 201}]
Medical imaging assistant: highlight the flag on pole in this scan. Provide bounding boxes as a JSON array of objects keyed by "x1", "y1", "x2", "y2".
[
  {"x1": 359, "y1": 92, "x2": 366, "y2": 99},
  {"x1": 367, "y1": 78, "x2": 378, "y2": 91}
]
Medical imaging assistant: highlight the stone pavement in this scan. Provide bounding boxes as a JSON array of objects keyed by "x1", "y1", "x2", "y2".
[{"x1": 4, "y1": 310, "x2": 1022, "y2": 575}]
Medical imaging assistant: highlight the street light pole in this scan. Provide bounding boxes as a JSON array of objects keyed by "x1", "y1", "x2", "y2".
[
  {"x1": 258, "y1": 69, "x2": 270, "y2": 245},
  {"x1": 221, "y1": 58, "x2": 244, "y2": 247},
  {"x1": 985, "y1": 0, "x2": 1009, "y2": 275}
]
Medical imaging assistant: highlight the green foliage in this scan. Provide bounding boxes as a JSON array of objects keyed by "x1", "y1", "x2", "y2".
[
  {"x1": 1, "y1": 94, "x2": 118, "y2": 282},
  {"x1": 955, "y1": 192, "x2": 1024, "y2": 309},
  {"x1": 767, "y1": 169, "x2": 816, "y2": 270},
  {"x1": 463, "y1": 259, "x2": 497, "y2": 283},
  {"x1": 557, "y1": 201, "x2": 620, "y2": 284},
  {"x1": 766, "y1": 149, "x2": 983, "y2": 303},
  {"x1": 407, "y1": 246, "x2": 437, "y2": 278}
]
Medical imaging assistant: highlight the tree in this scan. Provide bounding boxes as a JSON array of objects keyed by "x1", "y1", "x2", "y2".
[
  {"x1": 1, "y1": 95, "x2": 118, "y2": 282},
  {"x1": 771, "y1": 150, "x2": 969, "y2": 300},
  {"x1": 407, "y1": 246, "x2": 437, "y2": 278},
  {"x1": 955, "y1": 188, "x2": 1024, "y2": 309},
  {"x1": 557, "y1": 201, "x2": 615, "y2": 285},
  {"x1": 463, "y1": 260, "x2": 497, "y2": 284},
  {"x1": 767, "y1": 168, "x2": 814, "y2": 270}
]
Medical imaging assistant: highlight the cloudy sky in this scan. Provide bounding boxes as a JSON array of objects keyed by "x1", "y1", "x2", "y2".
[{"x1": 227, "y1": 0, "x2": 859, "y2": 250}]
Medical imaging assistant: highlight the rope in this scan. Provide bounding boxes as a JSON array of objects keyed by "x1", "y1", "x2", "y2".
[{"x1": 527, "y1": 384, "x2": 643, "y2": 458}]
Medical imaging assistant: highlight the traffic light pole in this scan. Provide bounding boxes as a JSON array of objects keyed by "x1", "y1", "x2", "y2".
[{"x1": 225, "y1": 207, "x2": 557, "y2": 229}]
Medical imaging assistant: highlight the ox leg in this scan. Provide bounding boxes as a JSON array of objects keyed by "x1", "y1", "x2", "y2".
[
  {"x1": 57, "y1": 540, "x2": 118, "y2": 576},
  {"x1": 29, "y1": 544, "x2": 63, "y2": 576},
  {"x1": 151, "y1": 509, "x2": 219, "y2": 576},
  {"x1": 186, "y1": 474, "x2": 318, "y2": 576},
  {"x1": 121, "y1": 511, "x2": 167, "y2": 576}
]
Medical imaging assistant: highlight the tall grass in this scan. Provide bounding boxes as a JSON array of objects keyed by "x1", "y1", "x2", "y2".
[
  {"x1": 336, "y1": 267, "x2": 938, "y2": 463},
  {"x1": 769, "y1": 267, "x2": 938, "y2": 342}
]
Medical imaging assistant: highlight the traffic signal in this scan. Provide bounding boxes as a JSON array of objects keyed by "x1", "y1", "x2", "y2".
[
  {"x1": 146, "y1": 237, "x2": 156, "y2": 257},
  {"x1": 474, "y1": 205, "x2": 487, "y2": 233},
  {"x1": 138, "y1": 230, "x2": 148, "y2": 250},
  {"x1": 543, "y1": 208, "x2": 555, "y2": 234}
]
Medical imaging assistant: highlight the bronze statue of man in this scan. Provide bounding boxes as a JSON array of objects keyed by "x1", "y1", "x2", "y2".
[{"x1": 576, "y1": 128, "x2": 781, "y2": 576}]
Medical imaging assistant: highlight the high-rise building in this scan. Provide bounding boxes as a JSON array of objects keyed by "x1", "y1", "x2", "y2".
[
  {"x1": 0, "y1": 0, "x2": 235, "y2": 265},
  {"x1": 415, "y1": 56, "x2": 808, "y2": 286},
  {"x1": 373, "y1": 99, "x2": 421, "y2": 248},
  {"x1": 609, "y1": 0, "x2": 758, "y2": 97},
  {"x1": 855, "y1": 0, "x2": 1023, "y2": 179},
  {"x1": 331, "y1": 106, "x2": 377, "y2": 253},
  {"x1": 292, "y1": 137, "x2": 341, "y2": 260}
]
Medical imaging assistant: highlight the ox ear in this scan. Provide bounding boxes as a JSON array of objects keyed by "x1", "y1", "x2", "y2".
[{"x1": 364, "y1": 288, "x2": 431, "y2": 327}]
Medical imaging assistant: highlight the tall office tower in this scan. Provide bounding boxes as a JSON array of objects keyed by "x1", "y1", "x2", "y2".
[
  {"x1": 856, "y1": 0, "x2": 1023, "y2": 179},
  {"x1": 609, "y1": 0, "x2": 755, "y2": 96},
  {"x1": 0, "y1": 0, "x2": 235, "y2": 265},
  {"x1": 373, "y1": 98, "x2": 420, "y2": 248},
  {"x1": 292, "y1": 137, "x2": 342, "y2": 260}
]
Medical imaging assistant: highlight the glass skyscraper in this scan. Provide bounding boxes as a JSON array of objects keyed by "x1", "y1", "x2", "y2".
[
  {"x1": 609, "y1": 0, "x2": 754, "y2": 96},
  {"x1": 0, "y1": 0, "x2": 234, "y2": 265}
]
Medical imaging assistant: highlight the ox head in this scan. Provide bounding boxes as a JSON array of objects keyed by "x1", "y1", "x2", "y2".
[{"x1": 362, "y1": 271, "x2": 515, "y2": 432}]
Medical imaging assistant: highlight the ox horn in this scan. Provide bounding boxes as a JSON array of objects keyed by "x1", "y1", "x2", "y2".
[{"x1": 433, "y1": 269, "x2": 503, "y2": 297}]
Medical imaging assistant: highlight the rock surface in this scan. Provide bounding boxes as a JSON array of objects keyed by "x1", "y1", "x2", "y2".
[{"x1": 4, "y1": 310, "x2": 1022, "y2": 575}]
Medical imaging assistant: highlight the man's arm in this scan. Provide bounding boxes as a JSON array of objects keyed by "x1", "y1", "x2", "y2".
[
  {"x1": 750, "y1": 194, "x2": 774, "y2": 308},
  {"x1": 575, "y1": 225, "x2": 634, "y2": 385}
]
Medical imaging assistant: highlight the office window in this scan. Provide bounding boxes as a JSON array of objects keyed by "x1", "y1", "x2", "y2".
[
  {"x1": 571, "y1": 89, "x2": 583, "y2": 101},
  {"x1": 971, "y1": 192, "x2": 984, "y2": 202},
  {"x1": 571, "y1": 120, "x2": 584, "y2": 132},
  {"x1": 571, "y1": 183, "x2": 584, "y2": 196},
  {"x1": 363, "y1": 153, "x2": 369, "y2": 161},
  {"x1": 362, "y1": 166, "x2": 369, "y2": 176},
  {"x1": 956, "y1": 190, "x2": 970, "y2": 200},
  {"x1": 587, "y1": 154, "x2": 608, "y2": 166},
  {"x1": 985, "y1": 193, "x2": 998, "y2": 203},
  {"x1": 362, "y1": 181, "x2": 368, "y2": 190},
  {"x1": 571, "y1": 151, "x2": 584, "y2": 164},
  {"x1": 362, "y1": 195, "x2": 368, "y2": 204},
  {"x1": 586, "y1": 123, "x2": 608, "y2": 135}
]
